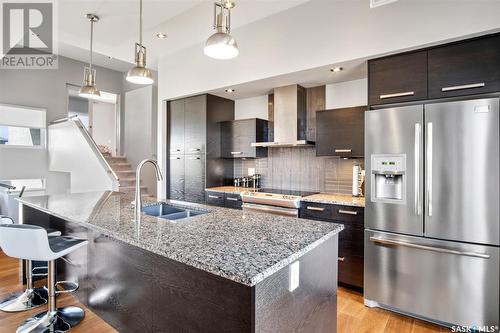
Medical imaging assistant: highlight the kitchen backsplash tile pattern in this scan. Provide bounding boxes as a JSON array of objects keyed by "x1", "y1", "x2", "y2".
[{"x1": 233, "y1": 147, "x2": 364, "y2": 195}]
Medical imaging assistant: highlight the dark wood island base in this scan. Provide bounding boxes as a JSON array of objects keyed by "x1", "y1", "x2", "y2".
[{"x1": 23, "y1": 204, "x2": 338, "y2": 333}]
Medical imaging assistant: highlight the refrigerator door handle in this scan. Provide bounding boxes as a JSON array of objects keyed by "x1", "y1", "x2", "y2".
[
  {"x1": 415, "y1": 123, "x2": 421, "y2": 216},
  {"x1": 369, "y1": 237, "x2": 490, "y2": 259},
  {"x1": 426, "y1": 122, "x2": 433, "y2": 216}
]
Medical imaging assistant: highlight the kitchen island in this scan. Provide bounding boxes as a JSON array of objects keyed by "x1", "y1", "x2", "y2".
[{"x1": 18, "y1": 191, "x2": 342, "y2": 333}]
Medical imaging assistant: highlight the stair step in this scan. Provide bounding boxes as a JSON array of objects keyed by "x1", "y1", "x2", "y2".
[
  {"x1": 105, "y1": 156, "x2": 127, "y2": 163},
  {"x1": 112, "y1": 163, "x2": 133, "y2": 171},
  {"x1": 119, "y1": 178, "x2": 137, "y2": 186},
  {"x1": 119, "y1": 185, "x2": 147, "y2": 193}
]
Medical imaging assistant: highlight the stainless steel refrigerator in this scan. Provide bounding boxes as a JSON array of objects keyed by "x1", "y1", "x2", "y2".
[{"x1": 364, "y1": 97, "x2": 500, "y2": 328}]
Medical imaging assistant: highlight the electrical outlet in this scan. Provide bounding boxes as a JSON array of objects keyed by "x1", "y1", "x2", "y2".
[{"x1": 289, "y1": 261, "x2": 300, "y2": 292}]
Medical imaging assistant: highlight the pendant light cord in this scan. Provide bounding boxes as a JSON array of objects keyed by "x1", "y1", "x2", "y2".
[
  {"x1": 89, "y1": 19, "x2": 93, "y2": 70},
  {"x1": 139, "y1": 0, "x2": 143, "y2": 47}
]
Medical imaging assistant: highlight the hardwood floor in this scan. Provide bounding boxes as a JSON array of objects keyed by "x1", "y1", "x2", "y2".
[{"x1": 0, "y1": 251, "x2": 447, "y2": 333}]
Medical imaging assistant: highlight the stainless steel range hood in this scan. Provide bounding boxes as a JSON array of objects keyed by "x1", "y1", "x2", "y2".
[{"x1": 251, "y1": 84, "x2": 314, "y2": 148}]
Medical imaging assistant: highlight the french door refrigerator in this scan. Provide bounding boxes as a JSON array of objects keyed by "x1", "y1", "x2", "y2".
[{"x1": 364, "y1": 98, "x2": 500, "y2": 328}]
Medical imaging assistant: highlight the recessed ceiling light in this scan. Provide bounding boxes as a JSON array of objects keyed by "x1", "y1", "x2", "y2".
[
  {"x1": 156, "y1": 32, "x2": 167, "y2": 39},
  {"x1": 108, "y1": 55, "x2": 113, "y2": 59},
  {"x1": 330, "y1": 67, "x2": 343, "y2": 73},
  {"x1": 225, "y1": 88, "x2": 235, "y2": 93}
]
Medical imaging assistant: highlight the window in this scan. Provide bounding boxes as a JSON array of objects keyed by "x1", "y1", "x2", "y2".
[
  {"x1": 0, "y1": 104, "x2": 46, "y2": 148},
  {"x1": 0, "y1": 125, "x2": 42, "y2": 146}
]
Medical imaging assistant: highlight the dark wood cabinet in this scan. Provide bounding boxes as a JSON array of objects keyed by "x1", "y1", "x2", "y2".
[
  {"x1": 369, "y1": 33, "x2": 500, "y2": 107},
  {"x1": 205, "y1": 191, "x2": 243, "y2": 210},
  {"x1": 224, "y1": 193, "x2": 243, "y2": 209},
  {"x1": 205, "y1": 191, "x2": 225, "y2": 207},
  {"x1": 368, "y1": 51, "x2": 428, "y2": 106},
  {"x1": 168, "y1": 100, "x2": 185, "y2": 154},
  {"x1": 300, "y1": 202, "x2": 364, "y2": 289},
  {"x1": 316, "y1": 106, "x2": 366, "y2": 157},
  {"x1": 167, "y1": 94, "x2": 234, "y2": 203},
  {"x1": 221, "y1": 118, "x2": 269, "y2": 158},
  {"x1": 168, "y1": 156, "x2": 184, "y2": 200},
  {"x1": 428, "y1": 35, "x2": 500, "y2": 99},
  {"x1": 184, "y1": 155, "x2": 205, "y2": 204},
  {"x1": 184, "y1": 95, "x2": 206, "y2": 154}
]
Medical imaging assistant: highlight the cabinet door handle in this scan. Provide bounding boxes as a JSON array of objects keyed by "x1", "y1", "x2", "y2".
[
  {"x1": 231, "y1": 151, "x2": 243, "y2": 155},
  {"x1": 190, "y1": 148, "x2": 201, "y2": 152},
  {"x1": 170, "y1": 157, "x2": 181, "y2": 160},
  {"x1": 338, "y1": 209, "x2": 357, "y2": 215},
  {"x1": 226, "y1": 197, "x2": 239, "y2": 201},
  {"x1": 441, "y1": 82, "x2": 485, "y2": 92},
  {"x1": 208, "y1": 195, "x2": 221, "y2": 199},
  {"x1": 338, "y1": 257, "x2": 345, "y2": 262},
  {"x1": 187, "y1": 157, "x2": 201, "y2": 160},
  {"x1": 380, "y1": 91, "x2": 415, "y2": 99},
  {"x1": 307, "y1": 206, "x2": 325, "y2": 212},
  {"x1": 334, "y1": 149, "x2": 352, "y2": 153}
]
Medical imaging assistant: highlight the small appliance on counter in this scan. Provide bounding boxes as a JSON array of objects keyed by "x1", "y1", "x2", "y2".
[
  {"x1": 352, "y1": 165, "x2": 365, "y2": 197},
  {"x1": 233, "y1": 174, "x2": 262, "y2": 189}
]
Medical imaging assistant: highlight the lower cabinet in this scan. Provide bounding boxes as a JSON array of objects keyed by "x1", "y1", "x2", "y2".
[
  {"x1": 300, "y1": 202, "x2": 364, "y2": 289},
  {"x1": 205, "y1": 191, "x2": 243, "y2": 209}
]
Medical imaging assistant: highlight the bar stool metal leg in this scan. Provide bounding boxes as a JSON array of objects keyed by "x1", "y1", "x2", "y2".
[
  {"x1": 16, "y1": 260, "x2": 85, "y2": 333},
  {"x1": 0, "y1": 260, "x2": 48, "y2": 312}
]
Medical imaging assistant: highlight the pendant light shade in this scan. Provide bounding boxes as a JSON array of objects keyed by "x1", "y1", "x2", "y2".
[
  {"x1": 204, "y1": 1, "x2": 238, "y2": 60},
  {"x1": 126, "y1": 0, "x2": 154, "y2": 85},
  {"x1": 79, "y1": 14, "x2": 100, "y2": 99}
]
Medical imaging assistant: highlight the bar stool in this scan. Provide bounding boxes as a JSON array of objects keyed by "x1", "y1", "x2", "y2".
[
  {"x1": 0, "y1": 218, "x2": 62, "y2": 312},
  {"x1": 0, "y1": 224, "x2": 88, "y2": 333}
]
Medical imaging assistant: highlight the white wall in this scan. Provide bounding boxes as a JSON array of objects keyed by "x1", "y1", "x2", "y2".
[
  {"x1": 235, "y1": 95, "x2": 268, "y2": 120},
  {"x1": 48, "y1": 121, "x2": 116, "y2": 193},
  {"x1": 325, "y1": 79, "x2": 368, "y2": 109},
  {"x1": 157, "y1": 0, "x2": 500, "y2": 101},
  {"x1": 92, "y1": 101, "x2": 117, "y2": 155},
  {"x1": 125, "y1": 86, "x2": 158, "y2": 195}
]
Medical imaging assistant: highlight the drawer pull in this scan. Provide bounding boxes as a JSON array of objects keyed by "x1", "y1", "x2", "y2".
[
  {"x1": 307, "y1": 206, "x2": 325, "y2": 212},
  {"x1": 208, "y1": 195, "x2": 222, "y2": 199},
  {"x1": 441, "y1": 82, "x2": 485, "y2": 92},
  {"x1": 335, "y1": 149, "x2": 352, "y2": 153},
  {"x1": 338, "y1": 257, "x2": 345, "y2": 262},
  {"x1": 187, "y1": 157, "x2": 201, "y2": 160},
  {"x1": 190, "y1": 148, "x2": 201, "y2": 152},
  {"x1": 380, "y1": 91, "x2": 414, "y2": 99},
  {"x1": 226, "y1": 197, "x2": 239, "y2": 201},
  {"x1": 338, "y1": 209, "x2": 358, "y2": 215},
  {"x1": 231, "y1": 151, "x2": 243, "y2": 155},
  {"x1": 170, "y1": 157, "x2": 181, "y2": 160},
  {"x1": 369, "y1": 237, "x2": 490, "y2": 259}
]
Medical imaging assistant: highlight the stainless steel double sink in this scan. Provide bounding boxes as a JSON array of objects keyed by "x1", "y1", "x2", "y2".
[{"x1": 142, "y1": 203, "x2": 207, "y2": 221}]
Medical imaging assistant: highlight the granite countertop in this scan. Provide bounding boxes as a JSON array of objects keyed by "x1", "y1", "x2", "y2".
[
  {"x1": 205, "y1": 186, "x2": 257, "y2": 194},
  {"x1": 301, "y1": 193, "x2": 365, "y2": 207},
  {"x1": 18, "y1": 191, "x2": 343, "y2": 287}
]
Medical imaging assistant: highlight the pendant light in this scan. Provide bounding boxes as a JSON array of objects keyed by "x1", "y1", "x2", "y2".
[
  {"x1": 126, "y1": 0, "x2": 154, "y2": 85},
  {"x1": 204, "y1": 1, "x2": 239, "y2": 60},
  {"x1": 79, "y1": 14, "x2": 101, "y2": 99}
]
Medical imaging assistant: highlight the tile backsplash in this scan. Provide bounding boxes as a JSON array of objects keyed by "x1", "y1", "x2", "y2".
[{"x1": 233, "y1": 147, "x2": 364, "y2": 195}]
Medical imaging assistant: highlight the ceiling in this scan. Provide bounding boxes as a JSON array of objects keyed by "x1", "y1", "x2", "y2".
[
  {"x1": 207, "y1": 56, "x2": 368, "y2": 100},
  {"x1": 57, "y1": 0, "x2": 309, "y2": 71}
]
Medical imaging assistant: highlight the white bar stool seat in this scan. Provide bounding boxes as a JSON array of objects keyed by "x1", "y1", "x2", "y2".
[
  {"x1": 0, "y1": 217, "x2": 62, "y2": 312},
  {"x1": 0, "y1": 224, "x2": 88, "y2": 333}
]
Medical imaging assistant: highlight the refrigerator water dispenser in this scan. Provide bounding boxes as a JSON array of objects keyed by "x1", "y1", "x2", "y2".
[{"x1": 371, "y1": 155, "x2": 406, "y2": 203}]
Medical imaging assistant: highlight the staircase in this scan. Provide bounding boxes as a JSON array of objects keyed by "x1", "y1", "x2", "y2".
[{"x1": 103, "y1": 155, "x2": 147, "y2": 194}]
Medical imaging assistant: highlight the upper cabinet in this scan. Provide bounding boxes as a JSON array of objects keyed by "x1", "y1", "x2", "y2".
[
  {"x1": 316, "y1": 106, "x2": 366, "y2": 157},
  {"x1": 368, "y1": 51, "x2": 428, "y2": 106},
  {"x1": 221, "y1": 118, "x2": 269, "y2": 158},
  {"x1": 368, "y1": 33, "x2": 500, "y2": 106},
  {"x1": 428, "y1": 35, "x2": 500, "y2": 99}
]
